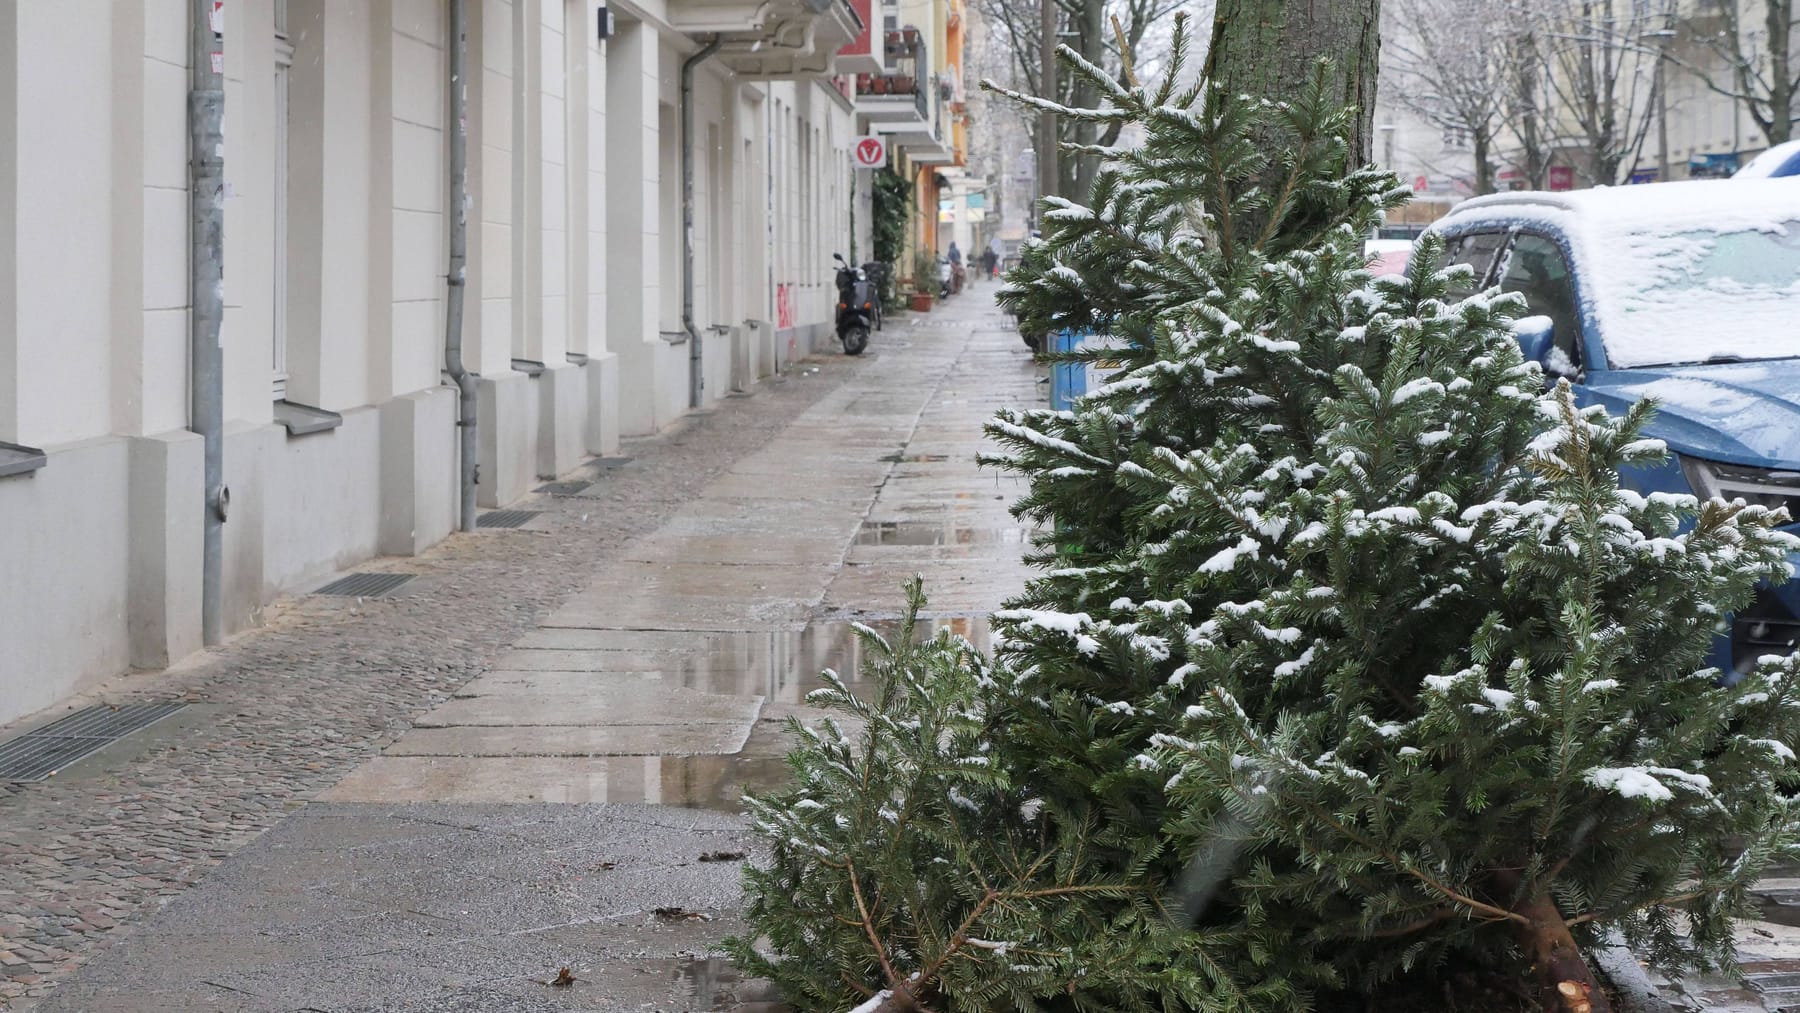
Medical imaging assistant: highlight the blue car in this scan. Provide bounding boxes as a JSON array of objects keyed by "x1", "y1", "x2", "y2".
[
  {"x1": 1736, "y1": 140, "x2": 1800, "y2": 179},
  {"x1": 1428, "y1": 180, "x2": 1800, "y2": 679}
]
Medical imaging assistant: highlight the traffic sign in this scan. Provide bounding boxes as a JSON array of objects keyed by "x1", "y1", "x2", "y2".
[{"x1": 852, "y1": 136, "x2": 887, "y2": 168}]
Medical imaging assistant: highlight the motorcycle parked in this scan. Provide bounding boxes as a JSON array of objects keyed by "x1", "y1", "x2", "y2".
[
  {"x1": 937, "y1": 257, "x2": 953, "y2": 299},
  {"x1": 833, "y1": 253, "x2": 875, "y2": 356},
  {"x1": 860, "y1": 261, "x2": 887, "y2": 333}
]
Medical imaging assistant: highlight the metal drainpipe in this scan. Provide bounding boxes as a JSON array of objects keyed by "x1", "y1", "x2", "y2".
[
  {"x1": 445, "y1": 0, "x2": 477, "y2": 532},
  {"x1": 189, "y1": 0, "x2": 227, "y2": 644},
  {"x1": 681, "y1": 35, "x2": 724, "y2": 411}
]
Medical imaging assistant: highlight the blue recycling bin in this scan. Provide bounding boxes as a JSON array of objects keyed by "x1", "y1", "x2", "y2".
[{"x1": 1047, "y1": 328, "x2": 1090, "y2": 411}]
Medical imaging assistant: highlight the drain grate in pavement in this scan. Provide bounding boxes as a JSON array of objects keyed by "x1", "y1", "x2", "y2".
[
  {"x1": 313, "y1": 572, "x2": 414, "y2": 598},
  {"x1": 535, "y1": 480, "x2": 592, "y2": 496},
  {"x1": 0, "y1": 702, "x2": 187, "y2": 781},
  {"x1": 584, "y1": 456, "x2": 635, "y2": 473},
  {"x1": 477, "y1": 509, "x2": 541, "y2": 529}
]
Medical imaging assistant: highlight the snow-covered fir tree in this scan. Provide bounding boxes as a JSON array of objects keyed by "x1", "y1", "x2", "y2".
[{"x1": 735, "y1": 16, "x2": 1800, "y2": 1011}]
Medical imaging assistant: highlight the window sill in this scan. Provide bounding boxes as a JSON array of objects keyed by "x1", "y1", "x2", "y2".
[
  {"x1": 512, "y1": 358, "x2": 546, "y2": 377},
  {"x1": 0, "y1": 441, "x2": 46, "y2": 479},
  {"x1": 274, "y1": 400, "x2": 343, "y2": 438}
]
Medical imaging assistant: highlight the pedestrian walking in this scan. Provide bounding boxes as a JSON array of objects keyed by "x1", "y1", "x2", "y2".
[{"x1": 980, "y1": 244, "x2": 999, "y2": 281}]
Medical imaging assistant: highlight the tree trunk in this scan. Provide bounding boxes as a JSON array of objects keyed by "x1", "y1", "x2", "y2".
[
  {"x1": 1203, "y1": 0, "x2": 1384, "y2": 165},
  {"x1": 1069, "y1": 0, "x2": 1108, "y2": 199},
  {"x1": 1512, "y1": 892, "x2": 1614, "y2": 1013},
  {"x1": 1511, "y1": 28, "x2": 1550, "y2": 189},
  {"x1": 1474, "y1": 128, "x2": 1494, "y2": 194},
  {"x1": 1768, "y1": 0, "x2": 1794, "y2": 145}
]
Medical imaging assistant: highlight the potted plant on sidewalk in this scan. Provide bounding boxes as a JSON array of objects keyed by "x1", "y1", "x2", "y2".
[{"x1": 910, "y1": 249, "x2": 936, "y2": 312}]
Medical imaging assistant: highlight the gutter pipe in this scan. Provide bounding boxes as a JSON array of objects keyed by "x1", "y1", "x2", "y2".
[
  {"x1": 189, "y1": 0, "x2": 226, "y2": 644},
  {"x1": 681, "y1": 35, "x2": 724, "y2": 410},
  {"x1": 445, "y1": 0, "x2": 477, "y2": 531}
]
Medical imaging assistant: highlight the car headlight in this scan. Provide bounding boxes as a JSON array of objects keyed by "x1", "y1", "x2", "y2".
[{"x1": 1679, "y1": 455, "x2": 1800, "y2": 521}]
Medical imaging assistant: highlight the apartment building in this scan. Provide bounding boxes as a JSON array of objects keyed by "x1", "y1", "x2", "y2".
[
  {"x1": 839, "y1": 0, "x2": 966, "y2": 283},
  {"x1": 0, "y1": 0, "x2": 862, "y2": 726}
]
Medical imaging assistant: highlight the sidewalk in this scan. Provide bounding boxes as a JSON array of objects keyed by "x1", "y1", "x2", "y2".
[{"x1": 2, "y1": 287, "x2": 1039, "y2": 1012}]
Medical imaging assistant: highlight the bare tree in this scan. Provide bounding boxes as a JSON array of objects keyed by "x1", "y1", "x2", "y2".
[
  {"x1": 1668, "y1": 0, "x2": 1798, "y2": 147},
  {"x1": 1385, "y1": 0, "x2": 1523, "y2": 193},
  {"x1": 1531, "y1": 0, "x2": 1670, "y2": 186},
  {"x1": 970, "y1": 0, "x2": 1195, "y2": 197}
]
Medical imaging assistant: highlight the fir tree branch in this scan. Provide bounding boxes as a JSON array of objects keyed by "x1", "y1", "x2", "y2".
[
  {"x1": 847, "y1": 859, "x2": 908, "y2": 1002},
  {"x1": 1364, "y1": 908, "x2": 1460, "y2": 938},
  {"x1": 1562, "y1": 891, "x2": 1704, "y2": 930}
]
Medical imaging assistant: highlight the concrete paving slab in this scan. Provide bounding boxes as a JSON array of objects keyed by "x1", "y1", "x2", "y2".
[
  {"x1": 563, "y1": 559, "x2": 843, "y2": 597},
  {"x1": 413, "y1": 688, "x2": 764, "y2": 727},
  {"x1": 452, "y1": 668, "x2": 864, "y2": 704},
  {"x1": 824, "y1": 561, "x2": 1031, "y2": 615},
  {"x1": 725, "y1": 456, "x2": 894, "y2": 482},
  {"x1": 319, "y1": 756, "x2": 789, "y2": 809},
  {"x1": 701, "y1": 472, "x2": 882, "y2": 502},
  {"x1": 541, "y1": 597, "x2": 816, "y2": 631},
  {"x1": 623, "y1": 532, "x2": 853, "y2": 568},
  {"x1": 383, "y1": 723, "x2": 753, "y2": 757},
  {"x1": 505, "y1": 629, "x2": 739, "y2": 652},
  {"x1": 490, "y1": 648, "x2": 703, "y2": 671}
]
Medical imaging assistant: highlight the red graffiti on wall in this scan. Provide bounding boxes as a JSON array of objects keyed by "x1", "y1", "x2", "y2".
[{"x1": 776, "y1": 284, "x2": 795, "y2": 330}]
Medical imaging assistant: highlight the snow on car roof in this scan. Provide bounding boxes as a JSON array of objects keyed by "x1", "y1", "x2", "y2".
[
  {"x1": 1443, "y1": 179, "x2": 1800, "y2": 231},
  {"x1": 1438, "y1": 180, "x2": 1800, "y2": 371}
]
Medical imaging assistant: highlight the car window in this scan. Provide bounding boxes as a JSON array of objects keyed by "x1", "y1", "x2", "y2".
[
  {"x1": 1497, "y1": 234, "x2": 1583, "y2": 376},
  {"x1": 1589, "y1": 217, "x2": 1800, "y2": 367},
  {"x1": 1445, "y1": 232, "x2": 1507, "y2": 299}
]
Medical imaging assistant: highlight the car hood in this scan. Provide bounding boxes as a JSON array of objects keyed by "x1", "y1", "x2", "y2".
[{"x1": 1583, "y1": 361, "x2": 1800, "y2": 469}]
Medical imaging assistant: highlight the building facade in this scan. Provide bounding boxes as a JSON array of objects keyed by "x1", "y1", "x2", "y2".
[
  {"x1": 840, "y1": 0, "x2": 966, "y2": 289},
  {"x1": 0, "y1": 0, "x2": 861, "y2": 726}
]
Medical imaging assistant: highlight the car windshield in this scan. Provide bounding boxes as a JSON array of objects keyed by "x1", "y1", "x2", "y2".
[{"x1": 1589, "y1": 217, "x2": 1800, "y2": 368}]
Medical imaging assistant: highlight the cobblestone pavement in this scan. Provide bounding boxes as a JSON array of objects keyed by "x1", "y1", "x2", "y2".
[{"x1": 0, "y1": 298, "x2": 1023, "y2": 1008}]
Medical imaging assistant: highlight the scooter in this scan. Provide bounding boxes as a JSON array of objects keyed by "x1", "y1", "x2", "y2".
[
  {"x1": 833, "y1": 253, "x2": 874, "y2": 356},
  {"x1": 937, "y1": 257, "x2": 953, "y2": 299}
]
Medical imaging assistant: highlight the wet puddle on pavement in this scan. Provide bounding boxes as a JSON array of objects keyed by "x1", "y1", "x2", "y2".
[
  {"x1": 489, "y1": 617, "x2": 994, "y2": 816},
  {"x1": 854, "y1": 520, "x2": 1029, "y2": 546}
]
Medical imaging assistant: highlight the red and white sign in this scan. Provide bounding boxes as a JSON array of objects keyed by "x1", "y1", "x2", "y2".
[{"x1": 852, "y1": 136, "x2": 887, "y2": 168}]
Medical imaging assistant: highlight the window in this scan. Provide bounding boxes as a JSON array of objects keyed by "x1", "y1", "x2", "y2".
[
  {"x1": 1443, "y1": 231, "x2": 1507, "y2": 299},
  {"x1": 1497, "y1": 233, "x2": 1583, "y2": 376},
  {"x1": 273, "y1": 0, "x2": 292, "y2": 399}
]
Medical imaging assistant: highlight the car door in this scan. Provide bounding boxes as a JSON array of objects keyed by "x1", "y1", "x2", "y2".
[{"x1": 1493, "y1": 231, "x2": 1587, "y2": 383}]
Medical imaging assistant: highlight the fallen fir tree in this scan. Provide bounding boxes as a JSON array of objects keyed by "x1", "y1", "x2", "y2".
[{"x1": 732, "y1": 16, "x2": 1800, "y2": 1012}]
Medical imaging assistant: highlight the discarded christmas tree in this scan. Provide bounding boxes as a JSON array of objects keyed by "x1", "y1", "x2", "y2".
[{"x1": 736, "y1": 16, "x2": 1800, "y2": 1011}]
